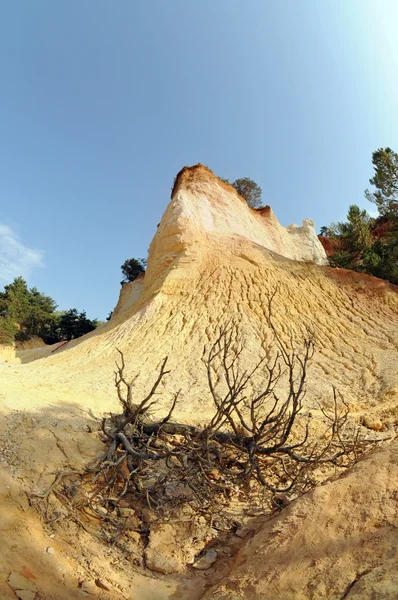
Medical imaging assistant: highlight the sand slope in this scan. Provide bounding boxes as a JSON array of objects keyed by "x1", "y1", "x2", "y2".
[{"x1": 202, "y1": 439, "x2": 398, "y2": 599}]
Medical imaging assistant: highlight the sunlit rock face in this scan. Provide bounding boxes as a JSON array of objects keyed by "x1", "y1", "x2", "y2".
[
  {"x1": 9, "y1": 164, "x2": 397, "y2": 430},
  {"x1": 145, "y1": 165, "x2": 327, "y2": 295},
  {"x1": 167, "y1": 166, "x2": 327, "y2": 270}
]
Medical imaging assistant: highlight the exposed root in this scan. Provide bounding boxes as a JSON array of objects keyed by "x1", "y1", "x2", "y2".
[{"x1": 32, "y1": 292, "x2": 375, "y2": 561}]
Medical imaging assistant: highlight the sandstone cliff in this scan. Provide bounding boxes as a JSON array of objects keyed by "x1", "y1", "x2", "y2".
[
  {"x1": 202, "y1": 439, "x2": 398, "y2": 600},
  {"x1": 0, "y1": 165, "x2": 397, "y2": 599},
  {"x1": 4, "y1": 165, "x2": 396, "y2": 420}
]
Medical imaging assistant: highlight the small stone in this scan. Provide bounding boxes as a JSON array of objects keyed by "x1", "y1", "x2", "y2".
[
  {"x1": 167, "y1": 455, "x2": 183, "y2": 468},
  {"x1": 81, "y1": 580, "x2": 97, "y2": 594},
  {"x1": 141, "y1": 507, "x2": 157, "y2": 523},
  {"x1": 46, "y1": 546, "x2": 55, "y2": 554},
  {"x1": 235, "y1": 525, "x2": 253, "y2": 538},
  {"x1": 124, "y1": 515, "x2": 141, "y2": 530},
  {"x1": 141, "y1": 477, "x2": 157, "y2": 490},
  {"x1": 126, "y1": 530, "x2": 141, "y2": 543},
  {"x1": 192, "y1": 549, "x2": 218, "y2": 570},
  {"x1": 214, "y1": 547, "x2": 231, "y2": 557},
  {"x1": 7, "y1": 572, "x2": 37, "y2": 600},
  {"x1": 97, "y1": 506, "x2": 108, "y2": 516},
  {"x1": 145, "y1": 524, "x2": 181, "y2": 574},
  {"x1": 361, "y1": 414, "x2": 384, "y2": 431},
  {"x1": 15, "y1": 591, "x2": 36, "y2": 600},
  {"x1": 8, "y1": 572, "x2": 37, "y2": 593},
  {"x1": 119, "y1": 507, "x2": 136, "y2": 518},
  {"x1": 246, "y1": 507, "x2": 264, "y2": 517},
  {"x1": 164, "y1": 482, "x2": 194, "y2": 499}
]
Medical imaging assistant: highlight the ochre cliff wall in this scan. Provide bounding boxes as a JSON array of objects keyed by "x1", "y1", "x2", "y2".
[
  {"x1": 5, "y1": 164, "x2": 397, "y2": 430},
  {"x1": 169, "y1": 164, "x2": 327, "y2": 264}
]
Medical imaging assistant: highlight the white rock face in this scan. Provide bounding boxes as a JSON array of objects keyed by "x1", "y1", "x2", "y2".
[
  {"x1": 142, "y1": 165, "x2": 327, "y2": 302},
  {"x1": 149, "y1": 166, "x2": 326, "y2": 279},
  {"x1": 112, "y1": 275, "x2": 144, "y2": 319},
  {"x1": 172, "y1": 182, "x2": 327, "y2": 265}
]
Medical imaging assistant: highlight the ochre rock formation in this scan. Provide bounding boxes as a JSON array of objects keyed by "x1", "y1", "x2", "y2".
[
  {"x1": 202, "y1": 439, "x2": 398, "y2": 599},
  {"x1": 0, "y1": 165, "x2": 397, "y2": 599},
  {"x1": 6, "y1": 164, "x2": 396, "y2": 420}
]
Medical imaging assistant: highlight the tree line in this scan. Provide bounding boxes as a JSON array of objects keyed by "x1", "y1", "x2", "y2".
[
  {"x1": 320, "y1": 147, "x2": 398, "y2": 285},
  {"x1": 0, "y1": 276, "x2": 100, "y2": 345}
]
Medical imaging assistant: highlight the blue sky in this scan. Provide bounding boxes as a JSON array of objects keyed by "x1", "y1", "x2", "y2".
[{"x1": 1, "y1": 1, "x2": 398, "y2": 319}]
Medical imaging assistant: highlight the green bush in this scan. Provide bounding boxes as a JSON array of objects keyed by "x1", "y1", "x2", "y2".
[
  {"x1": 232, "y1": 177, "x2": 262, "y2": 208},
  {"x1": 121, "y1": 258, "x2": 147, "y2": 283}
]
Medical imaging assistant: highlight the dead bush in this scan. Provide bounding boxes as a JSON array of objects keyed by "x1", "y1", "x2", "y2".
[{"x1": 32, "y1": 293, "x2": 370, "y2": 546}]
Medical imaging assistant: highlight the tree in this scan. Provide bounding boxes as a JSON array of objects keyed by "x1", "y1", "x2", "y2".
[
  {"x1": 321, "y1": 149, "x2": 398, "y2": 284},
  {"x1": 232, "y1": 178, "x2": 263, "y2": 208},
  {"x1": 365, "y1": 147, "x2": 398, "y2": 219},
  {"x1": 24, "y1": 287, "x2": 57, "y2": 337},
  {"x1": 58, "y1": 309, "x2": 97, "y2": 341},
  {"x1": 344, "y1": 205, "x2": 372, "y2": 252},
  {"x1": 327, "y1": 205, "x2": 371, "y2": 247},
  {"x1": 121, "y1": 258, "x2": 147, "y2": 284},
  {"x1": 0, "y1": 277, "x2": 31, "y2": 324},
  {"x1": 326, "y1": 205, "x2": 373, "y2": 271},
  {"x1": 0, "y1": 276, "x2": 101, "y2": 344},
  {"x1": 39, "y1": 311, "x2": 63, "y2": 345},
  {"x1": 360, "y1": 238, "x2": 398, "y2": 284},
  {"x1": 0, "y1": 317, "x2": 17, "y2": 345},
  {"x1": 319, "y1": 226, "x2": 331, "y2": 237},
  {"x1": 0, "y1": 277, "x2": 57, "y2": 340}
]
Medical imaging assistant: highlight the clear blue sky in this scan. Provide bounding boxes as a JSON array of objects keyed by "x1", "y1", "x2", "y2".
[{"x1": 1, "y1": 0, "x2": 398, "y2": 319}]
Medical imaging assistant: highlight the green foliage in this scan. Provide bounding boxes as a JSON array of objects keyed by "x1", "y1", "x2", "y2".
[
  {"x1": 232, "y1": 177, "x2": 263, "y2": 208},
  {"x1": 24, "y1": 287, "x2": 57, "y2": 337},
  {"x1": 121, "y1": 257, "x2": 147, "y2": 283},
  {"x1": 343, "y1": 205, "x2": 372, "y2": 252},
  {"x1": 0, "y1": 277, "x2": 57, "y2": 343},
  {"x1": 319, "y1": 226, "x2": 332, "y2": 237},
  {"x1": 365, "y1": 147, "x2": 398, "y2": 219},
  {"x1": 0, "y1": 277, "x2": 101, "y2": 345},
  {"x1": 58, "y1": 309, "x2": 98, "y2": 341},
  {"x1": 323, "y1": 147, "x2": 398, "y2": 284},
  {"x1": 39, "y1": 310, "x2": 64, "y2": 344},
  {"x1": 0, "y1": 317, "x2": 17, "y2": 345},
  {"x1": 360, "y1": 239, "x2": 398, "y2": 284},
  {"x1": 0, "y1": 277, "x2": 31, "y2": 324},
  {"x1": 328, "y1": 250, "x2": 356, "y2": 270},
  {"x1": 325, "y1": 198, "x2": 398, "y2": 283},
  {"x1": 327, "y1": 205, "x2": 372, "y2": 251}
]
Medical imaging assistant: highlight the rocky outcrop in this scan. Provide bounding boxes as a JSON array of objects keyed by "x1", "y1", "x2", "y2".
[
  {"x1": 3, "y1": 164, "x2": 396, "y2": 426},
  {"x1": 0, "y1": 164, "x2": 397, "y2": 600},
  {"x1": 112, "y1": 275, "x2": 144, "y2": 319},
  {"x1": 144, "y1": 165, "x2": 327, "y2": 298},
  {"x1": 167, "y1": 165, "x2": 327, "y2": 265},
  {"x1": 202, "y1": 440, "x2": 398, "y2": 600}
]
